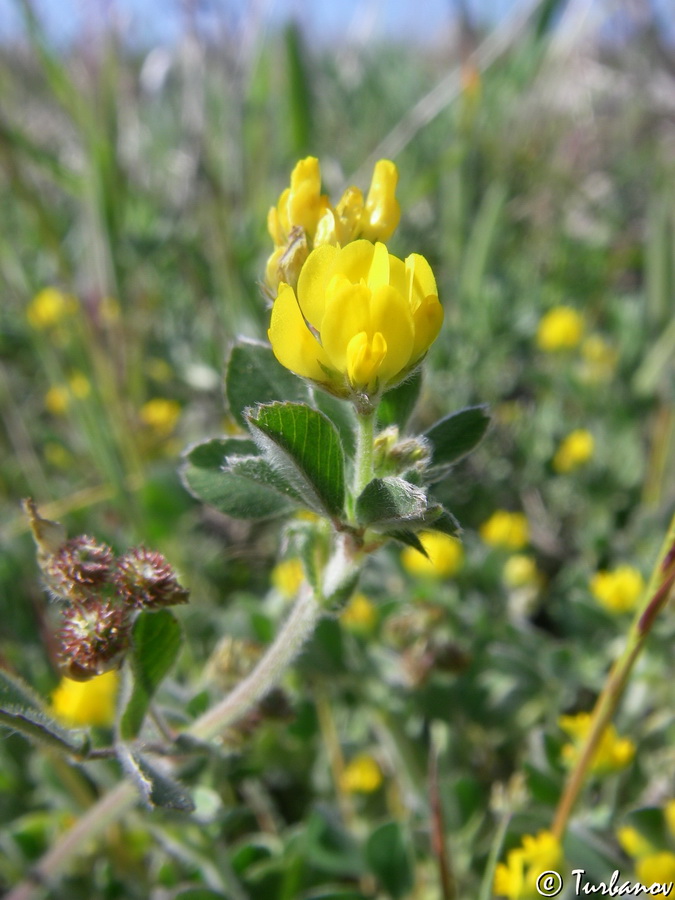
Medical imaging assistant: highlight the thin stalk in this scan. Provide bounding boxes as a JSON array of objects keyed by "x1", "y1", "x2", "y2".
[
  {"x1": 354, "y1": 407, "x2": 376, "y2": 500},
  {"x1": 551, "y1": 512, "x2": 675, "y2": 840}
]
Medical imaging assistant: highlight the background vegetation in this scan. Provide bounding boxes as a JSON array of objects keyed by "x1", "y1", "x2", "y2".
[{"x1": 1, "y1": 0, "x2": 674, "y2": 897}]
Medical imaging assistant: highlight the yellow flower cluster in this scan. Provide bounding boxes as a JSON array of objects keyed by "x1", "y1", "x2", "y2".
[
  {"x1": 268, "y1": 240, "x2": 443, "y2": 399},
  {"x1": 480, "y1": 510, "x2": 530, "y2": 550},
  {"x1": 494, "y1": 830, "x2": 562, "y2": 899},
  {"x1": 618, "y1": 802, "x2": 675, "y2": 886},
  {"x1": 340, "y1": 753, "x2": 383, "y2": 794},
  {"x1": 27, "y1": 287, "x2": 78, "y2": 329},
  {"x1": 51, "y1": 670, "x2": 119, "y2": 727},
  {"x1": 265, "y1": 157, "x2": 400, "y2": 293},
  {"x1": 552, "y1": 429, "x2": 594, "y2": 473},
  {"x1": 559, "y1": 712, "x2": 635, "y2": 774},
  {"x1": 590, "y1": 565, "x2": 644, "y2": 614},
  {"x1": 536, "y1": 306, "x2": 584, "y2": 351},
  {"x1": 400, "y1": 531, "x2": 463, "y2": 579}
]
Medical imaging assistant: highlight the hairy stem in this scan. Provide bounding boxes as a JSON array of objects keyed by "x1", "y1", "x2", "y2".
[
  {"x1": 354, "y1": 407, "x2": 376, "y2": 500},
  {"x1": 551, "y1": 512, "x2": 675, "y2": 840}
]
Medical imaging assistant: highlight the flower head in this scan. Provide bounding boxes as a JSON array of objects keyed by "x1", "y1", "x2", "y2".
[
  {"x1": 44, "y1": 536, "x2": 115, "y2": 604},
  {"x1": 590, "y1": 566, "x2": 644, "y2": 614},
  {"x1": 401, "y1": 532, "x2": 463, "y2": 579},
  {"x1": 114, "y1": 547, "x2": 189, "y2": 610},
  {"x1": 494, "y1": 831, "x2": 562, "y2": 899},
  {"x1": 269, "y1": 241, "x2": 442, "y2": 400},
  {"x1": 340, "y1": 754, "x2": 383, "y2": 794},
  {"x1": 559, "y1": 712, "x2": 635, "y2": 774},
  {"x1": 27, "y1": 287, "x2": 78, "y2": 329},
  {"x1": 536, "y1": 306, "x2": 584, "y2": 351},
  {"x1": 552, "y1": 429, "x2": 594, "y2": 473},
  {"x1": 266, "y1": 157, "x2": 400, "y2": 293},
  {"x1": 480, "y1": 510, "x2": 529, "y2": 550},
  {"x1": 58, "y1": 599, "x2": 131, "y2": 680},
  {"x1": 51, "y1": 670, "x2": 119, "y2": 727}
]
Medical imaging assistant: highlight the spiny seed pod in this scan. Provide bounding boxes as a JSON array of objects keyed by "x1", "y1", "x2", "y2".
[
  {"x1": 114, "y1": 547, "x2": 189, "y2": 610},
  {"x1": 58, "y1": 598, "x2": 131, "y2": 681},
  {"x1": 44, "y1": 536, "x2": 115, "y2": 604}
]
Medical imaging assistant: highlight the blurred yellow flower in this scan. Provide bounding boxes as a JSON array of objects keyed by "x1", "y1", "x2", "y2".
[
  {"x1": 552, "y1": 429, "x2": 594, "y2": 473},
  {"x1": 590, "y1": 566, "x2": 644, "y2": 614},
  {"x1": 266, "y1": 157, "x2": 400, "y2": 293},
  {"x1": 617, "y1": 826, "x2": 655, "y2": 859},
  {"x1": 559, "y1": 713, "x2": 635, "y2": 774},
  {"x1": 536, "y1": 306, "x2": 584, "y2": 351},
  {"x1": 340, "y1": 592, "x2": 377, "y2": 631},
  {"x1": 45, "y1": 385, "x2": 70, "y2": 416},
  {"x1": 99, "y1": 296, "x2": 121, "y2": 322},
  {"x1": 27, "y1": 287, "x2": 78, "y2": 329},
  {"x1": 666, "y1": 800, "x2": 675, "y2": 839},
  {"x1": 340, "y1": 754, "x2": 383, "y2": 794},
  {"x1": 635, "y1": 853, "x2": 675, "y2": 885},
  {"x1": 480, "y1": 511, "x2": 529, "y2": 550},
  {"x1": 69, "y1": 372, "x2": 91, "y2": 399},
  {"x1": 43, "y1": 441, "x2": 72, "y2": 468},
  {"x1": 269, "y1": 241, "x2": 443, "y2": 399},
  {"x1": 580, "y1": 334, "x2": 618, "y2": 382},
  {"x1": 494, "y1": 830, "x2": 562, "y2": 899},
  {"x1": 139, "y1": 398, "x2": 181, "y2": 436},
  {"x1": 271, "y1": 558, "x2": 304, "y2": 599},
  {"x1": 51, "y1": 670, "x2": 119, "y2": 727},
  {"x1": 503, "y1": 554, "x2": 540, "y2": 588},
  {"x1": 401, "y1": 532, "x2": 463, "y2": 579}
]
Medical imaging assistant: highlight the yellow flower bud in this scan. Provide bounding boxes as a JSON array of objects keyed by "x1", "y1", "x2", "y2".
[
  {"x1": 494, "y1": 831, "x2": 562, "y2": 899},
  {"x1": 268, "y1": 241, "x2": 442, "y2": 398},
  {"x1": 590, "y1": 565, "x2": 644, "y2": 614},
  {"x1": 503, "y1": 554, "x2": 540, "y2": 588},
  {"x1": 359, "y1": 160, "x2": 400, "y2": 242},
  {"x1": 536, "y1": 306, "x2": 584, "y2": 351},
  {"x1": 51, "y1": 670, "x2": 119, "y2": 727},
  {"x1": 271, "y1": 558, "x2": 304, "y2": 599},
  {"x1": 617, "y1": 826, "x2": 654, "y2": 859},
  {"x1": 140, "y1": 398, "x2": 181, "y2": 436},
  {"x1": 401, "y1": 532, "x2": 463, "y2": 579},
  {"x1": 552, "y1": 429, "x2": 594, "y2": 473},
  {"x1": 340, "y1": 592, "x2": 377, "y2": 631},
  {"x1": 558, "y1": 712, "x2": 635, "y2": 774},
  {"x1": 480, "y1": 510, "x2": 529, "y2": 550}
]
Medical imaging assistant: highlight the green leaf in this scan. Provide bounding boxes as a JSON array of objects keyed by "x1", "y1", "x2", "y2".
[
  {"x1": 424, "y1": 405, "x2": 490, "y2": 468},
  {"x1": 365, "y1": 821, "x2": 414, "y2": 899},
  {"x1": 117, "y1": 743, "x2": 194, "y2": 811},
  {"x1": 312, "y1": 391, "x2": 357, "y2": 457},
  {"x1": 356, "y1": 477, "x2": 428, "y2": 530},
  {"x1": 181, "y1": 439, "x2": 299, "y2": 520},
  {"x1": 378, "y1": 370, "x2": 422, "y2": 430},
  {"x1": 227, "y1": 456, "x2": 305, "y2": 504},
  {"x1": 247, "y1": 402, "x2": 345, "y2": 518},
  {"x1": 226, "y1": 340, "x2": 309, "y2": 427},
  {"x1": 0, "y1": 669, "x2": 88, "y2": 754},
  {"x1": 429, "y1": 509, "x2": 462, "y2": 538},
  {"x1": 119, "y1": 611, "x2": 181, "y2": 740}
]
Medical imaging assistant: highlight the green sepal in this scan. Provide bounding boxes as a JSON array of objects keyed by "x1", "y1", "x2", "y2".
[
  {"x1": 181, "y1": 438, "x2": 299, "y2": 520},
  {"x1": 378, "y1": 369, "x2": 422, "y2": 430},
  {"x1": 424, "y1": 405, "x2": 490, "y2": 479},
  {"x1": 116, "y1": 742, "x2": 195, "y2": 811},
  {"x1": 0, "y1": 669, "x2": 89, "y2": 755},
  {"x1": 428, "y1": 508, "x2": 462, "y2": 538},
  {"x1": 118, "y1": 610, "x2": 182, "y2": 741},
  {"x1": 383, "y1": 530, "x2": 429, "y2": 557},
  {"x1": 225, "y1": 339, "x2": 309, "y2": 427},
  {"x1": 246, "y1": 402, "x2": 345, "y2": 519}
]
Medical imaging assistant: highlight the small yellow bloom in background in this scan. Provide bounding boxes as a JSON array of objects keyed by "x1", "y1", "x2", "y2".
[
  {"x1": 139, "y1": 398, "x2": 181, "y2": 436},
  {"x1": 665, "y1": 800, "x2": 675, "y2": 839},
  {"x1": 27, "y1": 287, "x2": 78, "y2": 329},
  {"x1": 552, "y1": 429, "x2": 594, "y2": 473},
  {"x1": 635, "y1": 853, "x2": 675, "y2": 885},
  {"x1": 51, "y1": 671, "x2": 119, "y2": 727},
  {"x1": 271, "y1": 558, "x2": 304, "y2": 599},
  {"x1": 580, "y1": 334, "x2": 618, "y2": 382},
  {"x1": 44, "y1": 385, "x2": 70, "y2": 416},
  {"x1": 99, "y1": 296, "x2": 121, "y2": 323},
  {"x1": 559, "y1": 712, "x2": 635, "y2": 774},
  {"x1": 269, "y1": 240, "x2": 443, "y2": 399},
  {"x1": 590, "y1": 566, "x2": 644, "y2": 614},
  {"x1": 480, "y1": 510, "x2": 530, "y2": 550},
  {"x1": 536, "y1": 306, "x2": 584, "y2": 351},
  {"x1": 69, "y1": 371, "x2": 91, "y2": 400},
  {"x1": 503, "y1": 554, "x2": 540, "y2": 588},
  {"x1": 340, "y1": 593, "x2": 377, "y2": 632},
  {"x1": 401, "y1": 532, "x2": 463, "y2": 579},
  {"x1": 340, "y1": 754, "x2": 383, "y2": 794},
  {"x1": 494, "y1": 830, "x2": 562, "y2": 899},
  {"x1": 146, "y1": 358, "x2": 174, "y2": 383},
  {"x1": 617, "y1": 826, "x2": 655, "y2": 859},
  {"x1": 43, "y1": 441, "x2": 73, "y2": 469}
]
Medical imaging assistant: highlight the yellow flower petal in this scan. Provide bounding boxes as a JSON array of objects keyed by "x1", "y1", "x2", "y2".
[
  {"x1": 360, "y1": 159, "x2": 400, "y2": 242},
  {"x1": 268, "y1": 283, "x2": 332, "y2": 383}
]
